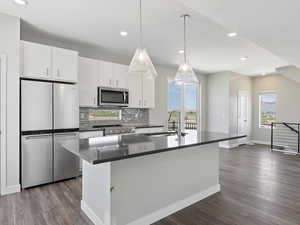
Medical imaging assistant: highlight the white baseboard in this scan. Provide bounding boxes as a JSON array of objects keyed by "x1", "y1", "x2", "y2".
[
  {"x1": 219, "y1": 141, "x2": 239, "y2": 149},
  {"x1": 81, "y1": 200, "x2": 106, "y2": 225},
  {"x1": 1, "y1": 184, "x2": 20, "y2": 196},
  {"x1": 251, "y1": 140, "x2": 270, "y2": 145}
]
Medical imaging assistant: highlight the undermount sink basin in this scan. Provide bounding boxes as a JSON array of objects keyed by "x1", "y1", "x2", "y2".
[
  {"x1": 144, "y1": 131, "x2": 187, "y2": 137},
  {"x1": 144, "y1": 132, "x2": 177, "y2": 137}
]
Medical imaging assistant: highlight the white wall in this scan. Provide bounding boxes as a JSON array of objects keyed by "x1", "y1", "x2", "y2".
[
  {"x1": 207, "y1": 72, "x2": 230, "y2": 133},
  {"x1": 0, "y1": 13, "x2": 20, "y2": 194},
  {"x1": 252, "y1": 74, "x2": 300, "y2": 143}
]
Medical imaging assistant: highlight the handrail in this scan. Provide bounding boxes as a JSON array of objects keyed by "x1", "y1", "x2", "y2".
[
  {"x1": 271, "y1": 122, "x2": 300, "y2": 154},
  {"x1": 282, "y1": 122, "x2": 299, "y2": 134}
]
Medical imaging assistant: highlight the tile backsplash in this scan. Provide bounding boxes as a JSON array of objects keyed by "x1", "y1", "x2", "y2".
[{"x1": 80, "y1": 107, "x2": 149, "y2": 127}]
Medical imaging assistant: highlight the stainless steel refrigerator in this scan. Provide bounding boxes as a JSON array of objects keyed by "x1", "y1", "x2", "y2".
[{"x1": 21, "y1": 79, "x2": 79, "y2": 188}]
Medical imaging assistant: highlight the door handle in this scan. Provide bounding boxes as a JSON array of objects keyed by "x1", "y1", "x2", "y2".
[
  {"x1": 54, "y1": 133, "x2": 78, "y2": 137},
  {"x1": 24, "y1": 134, "x2": 52, "y2": 140}
]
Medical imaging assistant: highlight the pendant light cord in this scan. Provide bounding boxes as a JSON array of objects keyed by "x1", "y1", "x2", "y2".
[
  {"x1": 139, "y1": 0, "x2": 143, "y2": 48},
  {"x1": 184, "y1": 15, "x2": 186, "y2": 63}
]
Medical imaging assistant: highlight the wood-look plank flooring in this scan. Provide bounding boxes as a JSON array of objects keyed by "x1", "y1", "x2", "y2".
[{"x1": 1, "y1": 145, "x2": 300, "y2": 225}]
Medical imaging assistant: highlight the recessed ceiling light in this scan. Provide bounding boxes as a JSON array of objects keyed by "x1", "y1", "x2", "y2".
[
  {"x1": 13, "y1": 0, "x2": 28, "y2": 5},
  {"x1": 178, "y1": 49, "x2": 184, "y2": 54},
  {"x1": 120, "y1": 31, "x2": 128, "y2": 37},
  {"x1": 240, "y1": 56, "x2": 248, "y2": 61},
  {"x1": 227, "y1": 32, "x2": 237, "y2": 37}
]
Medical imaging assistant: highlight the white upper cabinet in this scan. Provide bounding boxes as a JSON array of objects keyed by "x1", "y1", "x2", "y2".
[
  {"x1": 78, "y1": 57, "x2": 98, "y2": 107},
  {"x1": 21, "y1": 41, "x2": 52, "y2": 79},
  {"x1": 21, "y1": 41, "x2": 78, "y2": 83},
  {"x1": 113, "y1": 63, "x2": 128, "y2": 89},
  {"x1": 128, "y1": 73, "x2": 143, "y2": 108},
  {"x1": 52, "y1": 47, "x2": 78, "y2": 82},
  {"x1": 142, "y1": 74, "x2": 155, "y2": 108},
  {"x1": 99, "y1": 60, "x2": 114, "y2": 87}
]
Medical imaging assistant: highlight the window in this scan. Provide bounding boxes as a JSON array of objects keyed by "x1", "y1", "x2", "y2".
[
  {"x1": 259, "y1": 93, "x2": 277, "y2": 127},
  {"x1": 89, "y1": 109, "x2": 121, "y2": 121},
  {"x1": 167, "y1": 81, "x2": 199, "y2": 132}
]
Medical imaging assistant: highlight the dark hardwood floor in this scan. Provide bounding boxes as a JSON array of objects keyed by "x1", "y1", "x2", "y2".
[{"x1": 1, "y1": 144, "x2": 300, "y2": 225}]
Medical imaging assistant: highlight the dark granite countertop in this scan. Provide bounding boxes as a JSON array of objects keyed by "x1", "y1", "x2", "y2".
[
  {"x1": 134, "y1": 124, "x2": 164, "y2": 129},
  {"x1": 62, "y1": 131, "x2": 246, "y2": 165}
]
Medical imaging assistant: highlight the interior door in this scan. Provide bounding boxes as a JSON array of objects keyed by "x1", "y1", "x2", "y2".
[
  {"x1": 53, "y1": 83, "x2": 79, "y2": 130},
  {"x1": 21, "y1": 80, "x2": 53, "y2": 131},
  {"x1": 238, "y1": 91, "x2": 249, "y2": 144}
]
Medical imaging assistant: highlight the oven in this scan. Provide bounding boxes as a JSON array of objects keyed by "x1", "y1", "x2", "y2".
[{"x1": 98, "y1": 87, "x2": 129, "y2": 106}]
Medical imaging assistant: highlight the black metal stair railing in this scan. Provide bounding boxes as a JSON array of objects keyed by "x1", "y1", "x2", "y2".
[{"x1": 271, "y1": 122, "x2": 300, "y2": 154}]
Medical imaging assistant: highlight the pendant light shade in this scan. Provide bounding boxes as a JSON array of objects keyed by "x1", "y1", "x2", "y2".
[
  {"x1": 174, "y1": 14, "x2": 198, "y2": 84},
  {"x1": 129, "y1": 0, "x2": 157, "y2": 78}
]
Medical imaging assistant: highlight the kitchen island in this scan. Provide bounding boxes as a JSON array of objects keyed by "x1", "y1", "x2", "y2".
[{"x1": 62, "y1": 131, "x2": 245, "y2": 225}]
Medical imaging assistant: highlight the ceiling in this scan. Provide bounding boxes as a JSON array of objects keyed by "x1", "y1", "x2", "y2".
[{"x1": 0, "y1": 0, "x2": 291, "y2": 75}]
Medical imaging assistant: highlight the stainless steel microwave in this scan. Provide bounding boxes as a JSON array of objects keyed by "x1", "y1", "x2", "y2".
[{"x1": 98, "y1": 87, "x2": 129, "y2": 106}]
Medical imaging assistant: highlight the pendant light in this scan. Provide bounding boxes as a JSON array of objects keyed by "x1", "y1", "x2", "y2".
[
  {"x1": 174, "y1": 14, "x2": 198, "y2": 84},
  {"x1": 129, "y1": 0, "x2": 158, "y2": 78}
]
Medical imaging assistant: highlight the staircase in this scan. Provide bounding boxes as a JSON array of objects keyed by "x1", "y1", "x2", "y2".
[{"x1": 271, "y1": 122, "x2": 299, "y2": 154}]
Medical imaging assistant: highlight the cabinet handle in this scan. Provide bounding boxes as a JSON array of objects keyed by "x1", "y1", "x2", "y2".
[{"x1": 110, "y1": 186, "x2": 115, "y2": 192}]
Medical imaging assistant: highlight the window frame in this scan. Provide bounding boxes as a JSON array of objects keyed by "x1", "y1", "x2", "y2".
[{"x1": 258, "y1": 91, "x2": 277, "y2": 129}]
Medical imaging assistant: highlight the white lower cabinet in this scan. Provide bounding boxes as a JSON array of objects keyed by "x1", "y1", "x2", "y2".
[{"x1": 78, "y1": 57, "x2": 98, "y2": 106}]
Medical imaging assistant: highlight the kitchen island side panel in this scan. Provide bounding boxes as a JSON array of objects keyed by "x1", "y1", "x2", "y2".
[{"x1": 111, "y1": 143, "x2": 220, "y2": 225}]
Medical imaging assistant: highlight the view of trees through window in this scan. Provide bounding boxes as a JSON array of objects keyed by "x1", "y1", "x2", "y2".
[
  {"x1": 168, "y1": 82, "x2": 198, "y2": 130},
  {"x1": 259, "y1": 93, "x2": 276, "y2": 127}
]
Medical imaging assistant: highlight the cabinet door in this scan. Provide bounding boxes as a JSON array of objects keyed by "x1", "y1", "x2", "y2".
[
  {"x1": 99, "y1": 60, "x2": 113, "y2": 87},
  {"x1": 78, "y1": 57, "x2": 98, "y2": 106},
  {"x1": 142, "y1": 74, "x2": 155, "y2": 108},
  {"x1": 21, "y1": 41, "x2": 52, "y2": 79},
  {"x1": 113, "y1": 63, "x2": 128, "y2": 89},
  {"x1": 128, "y1": 73, "x2": 143, "y2": 108},
  {"x1": 52, "y1": 47, "x2": 78, "y2": 82}
]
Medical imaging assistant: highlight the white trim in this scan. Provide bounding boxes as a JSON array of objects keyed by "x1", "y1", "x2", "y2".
[
  {"x1": 81, "y1": 184, "x2": 220, "y2": 225},
  {"x1": 0, "y1": 54, "x2": 7, "y2": 195},
  {"x1": 81, "y1": 200, "x2": 106, "y2": 225},
  {"x1": 1, "y1": 184, "x2": 21, "y2": 196},
  {"x1": 219, "y1": 141, "x2": 239, "y2": 149},
  {"x1": 251, "y1": 140, "x2": 270, "y2": 145}
]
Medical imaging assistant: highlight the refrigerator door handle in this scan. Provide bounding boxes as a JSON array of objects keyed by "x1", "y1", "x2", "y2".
[
  {"x1": 54, "y1": 132, "x2": 78, "y2": 137},
  {"x1": 24, "y1": 134, "x2": 53, "y2": 140}
]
